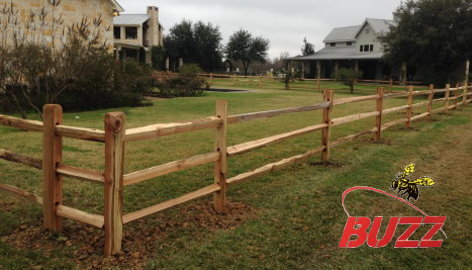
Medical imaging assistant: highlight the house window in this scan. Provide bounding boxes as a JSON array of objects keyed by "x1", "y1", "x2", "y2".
[
  {"x1": 330, "y1": 43, "x2": 336, "y2": 47},
  {"x1": 370, "y1": 44, "x2": 374, "y2": 51},
  {"x1": 114, "y1": 27, "x2": 121, "y2": 39},
  {"x1": 125, "y1": 27, "x2": 138, "y2": 39},
  {"x1": 363, "y1": 45, "x2": 369, "y2": 52},
  {"x1": 347, "y1": 42, "x2": 352, "y2": 46},
  {"x1": 360, "y1": 46, "x2": 364, "y2": 52}
]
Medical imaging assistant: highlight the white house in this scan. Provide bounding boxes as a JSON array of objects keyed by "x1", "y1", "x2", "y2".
[{"x1": 291, "y1": 18, "x2": 407, "y2": 81}]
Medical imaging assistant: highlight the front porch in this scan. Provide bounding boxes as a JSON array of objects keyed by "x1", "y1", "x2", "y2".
[
  {"x1": 295, "y1": 59, "x2": 398, "y2": 81},
  {"x1": 115, "y1": 43, "x2": 151, "y2": 64}
]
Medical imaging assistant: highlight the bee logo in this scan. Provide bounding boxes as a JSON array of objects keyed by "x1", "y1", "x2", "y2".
[{"x1": 391, "y1": 164, "x2": 435, "y2": 201}]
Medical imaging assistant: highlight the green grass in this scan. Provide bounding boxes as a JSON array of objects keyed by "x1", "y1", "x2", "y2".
[{"x1": 0, "y1": 86, "x2": 471, "y2": 269}]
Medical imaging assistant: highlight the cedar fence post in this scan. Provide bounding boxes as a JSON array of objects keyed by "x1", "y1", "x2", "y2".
[
  {"x1": 321, "y1": 90, "x2": 334, "y2": 163},
  {"x1": 374, "y1": 87, "x2": 384, "y2": 141},
  {"x1": 42, "y1": 104, "x2": 63, "y2": 232},
  {"x1": 453, "y1": 84, "x2": 459, "y2": 110},
  {"x1": 444, "y1": 84, "x2": 450, "y2": 112},
  {"x1": 389, "y1": 79, "x2": 393, "y2": 93},
  {"x1": 259, "y1": 75, "x2": 263, "y2": 88},
  {"x1": 427, "y1": 84, "x2": 434, "y2": 117},
  {"x1": 104, "y1": 112, "x2": 125, "y2": 256},
  {"x1": 406, "y1": 86, "x2": 414, "y2": 128},
  {"x1": 214, "y1": 100, "x2": 228, "y2": 213},
  {"x1": 210, "y1": 73, "x2": 213, "y2": 86}
]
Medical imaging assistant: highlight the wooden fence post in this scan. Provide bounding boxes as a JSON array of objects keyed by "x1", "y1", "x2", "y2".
[
  {"x1": 321, "y1": 90, "x2": 334, "y2": 163},
  {"x1": 453, "y1": 83, "x2": 459, "y2": 110},
  {"x1": 259, "y1": 75, "x2": 263, "y2": 88},
  {"x1": 389, "y1": 79, "x2": 393, "y2": 93},
  {"x1": 209, "y1": 73, "x2": 213, "y2": 86},
  {"x1": 427, "y1": 84, "x2": 434, "y2": 117},
  {"x1": 444, "y1": 84, "x2": 451, "y2": 112},
  {"x1": 42, "y1": 104, "x2": 63, "y2": 232},
  {"x1": 406, "y1": 86, "x2": 414, "y2": 128},
  {"x1": 374, "y1": 87, "x2": 384, "y2": 141},
  {"x1": 214, "y1": 100, "x2": 228, "y2": 213},
  {"x1": 104, "y1": 112, "x2": 125, "y2": 256}
]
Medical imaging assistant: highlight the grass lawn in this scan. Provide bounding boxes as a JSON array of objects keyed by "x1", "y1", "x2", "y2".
[{"x1": 0, "y1": 86, "x2": 471, "y2": 269}]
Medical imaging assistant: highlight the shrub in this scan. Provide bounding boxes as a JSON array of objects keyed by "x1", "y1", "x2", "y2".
[
  {"x1": 153, "y1": 73, "x2": 208, "y2": 98},
  {"x1": 179, "y1": 63, "x2": 203, "y2": 75},
  {"x1": 0, "y1": 2, "x2": 152, "y2": 118},
  {"x1": 334, "y1": 68, "x2": 363, "y2": 93}
]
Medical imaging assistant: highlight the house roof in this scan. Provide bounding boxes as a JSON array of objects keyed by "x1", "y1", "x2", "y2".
[
  {"x1": 355, "y1": 18, "x2": 396, "y2": 37},
  {"x1": 289, "y1": 47, "x2": 383, "y2": 61},
  {"x1": 323, "y1": 25, "x2": 361, "y2": 43},
  {"x1": 290, "y1": 17, "x2": 394, "y2": 61},
  {"x1": 114, "y1": 14, "x2": 150, "y2": 25},
  {"x1": 110, "y1": 0, "x2": 124, "y2": 12}
]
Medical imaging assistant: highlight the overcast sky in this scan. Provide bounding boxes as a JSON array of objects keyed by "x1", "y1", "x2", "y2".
[{"x1": 117, "y1": 0, "x2": 403, "y2": 59}]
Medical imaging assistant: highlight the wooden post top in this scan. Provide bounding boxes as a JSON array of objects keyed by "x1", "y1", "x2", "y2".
[{"x1": 105, "y1": 112, "x2": 125, "y2": 134}]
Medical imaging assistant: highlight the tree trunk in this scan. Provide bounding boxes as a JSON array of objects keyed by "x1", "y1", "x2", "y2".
[{"x1": 243, "y1": 61, "x2": 250, "y2": 76}]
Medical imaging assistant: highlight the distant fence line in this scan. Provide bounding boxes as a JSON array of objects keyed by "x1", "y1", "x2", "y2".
[
  {"x1": 155, "y1": 71, "x2": 425, "y2": 92},
  {"x1": 0, "y1": 83, "x2": 471, "y2": 256}
]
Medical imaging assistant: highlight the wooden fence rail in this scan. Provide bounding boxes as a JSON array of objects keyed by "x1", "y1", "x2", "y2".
[{"x1": 0, "y1": 83, "x2": 471, "y2": 256}]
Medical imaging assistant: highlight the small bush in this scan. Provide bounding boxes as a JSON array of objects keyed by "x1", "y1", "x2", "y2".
[
  {"x1": 179, "y1": 63, "x2": 203, "y2": 75},
  {"x1": 334, "y1": 68, "x2": 363, "y2": 93},
  {"x1": 153, "y1": 73, "x2": 208, "y2": 98}
]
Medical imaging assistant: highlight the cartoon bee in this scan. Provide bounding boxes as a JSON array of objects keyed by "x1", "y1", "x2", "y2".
[{"x1": 391, "y1": 164, "x2": 435, "y2": 201}]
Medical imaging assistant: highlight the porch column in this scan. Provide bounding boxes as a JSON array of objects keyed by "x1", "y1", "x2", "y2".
[
  {"x1": 145, "y1": 51, "x2": 152, "y2": 65},
  {"x1": 316, "y1": 61, "x2": 321, "y2": 79},
  {"x1": 301, "y1": 62, "x2": 305, "y2": 79},
  {"x1": 465, "y1": 59, "x2": 470, "y2": 84},
  {"x1": 334, "y1": 61, "x2": 339, "y2": 74},
  {"x1": 115, "y1": 46, "x2": 121, "y2": 61},
  {"x1": 401, "y1": 62, "x2": 407, "y2": 85},
  {"x1": 354, "y1": 60, "x2": 359, "y2": 82}
]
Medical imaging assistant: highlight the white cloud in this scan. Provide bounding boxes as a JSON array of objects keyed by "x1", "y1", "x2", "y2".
[{"x1": 117, "y1": 0, "x2": 402, "y2": 58}]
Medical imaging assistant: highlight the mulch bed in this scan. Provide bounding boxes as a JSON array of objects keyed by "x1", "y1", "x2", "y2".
[{"x1": 2, "y1": 200, "x2": 257, "y2": 269}]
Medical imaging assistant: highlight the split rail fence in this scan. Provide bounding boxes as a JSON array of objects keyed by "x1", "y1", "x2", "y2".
[
  {"x1": 198, "y1": 72, "x2": 424, "y2": 92},
  {"x1": 0, "y1": 83, "x2": 471, "y2": 256}
]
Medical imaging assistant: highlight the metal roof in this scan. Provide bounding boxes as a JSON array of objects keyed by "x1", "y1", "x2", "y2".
[
  {"x1": 289, "y1": 47, "x2": 383, "y2": 61},
  {"x1": 114, "y1": 14, "x2": 150, "y2": 25},
  {"x1": 356, "y1": 18, "x2": 396, "y2": 37},
  {"x1": 323, "y1": 25, "x2": 361, "y2": 43}
]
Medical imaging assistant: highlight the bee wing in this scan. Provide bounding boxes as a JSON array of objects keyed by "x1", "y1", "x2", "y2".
[
  {"x1": 403, "y1": 163, "x2": 415, "y2": 176},
  {"x1": 412, "y1": 177, "x2": 435, "y2": 186}
]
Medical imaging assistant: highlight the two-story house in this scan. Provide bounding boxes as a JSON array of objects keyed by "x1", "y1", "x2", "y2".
[
  {"x1": 0, "y1": 0, "x2": 123, "y2": 48},
  {"x1": 113, "y1": 6, "x2": 164, "y2": 64},
  {"x1": 291, "y1": 18, "x2": 405, "y2": 81}
]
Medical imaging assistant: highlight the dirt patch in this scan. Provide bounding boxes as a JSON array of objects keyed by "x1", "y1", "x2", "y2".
[{"x1": 2, "y1": 200, "x2": 257, "y2": 269}]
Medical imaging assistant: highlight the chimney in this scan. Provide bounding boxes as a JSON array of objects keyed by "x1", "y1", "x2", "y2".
[{"x1": 146, "y1": 6, "x2": 161, "y2": 47}]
